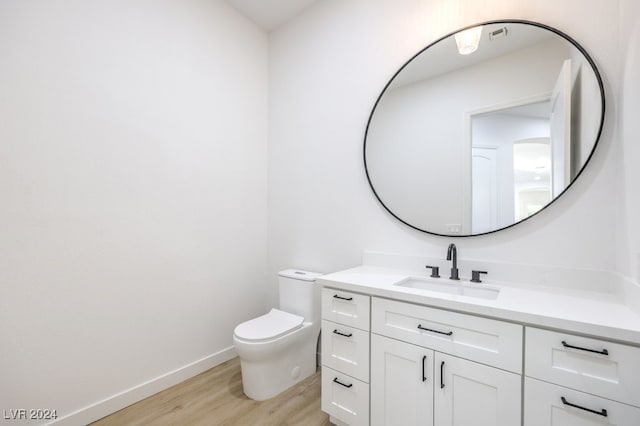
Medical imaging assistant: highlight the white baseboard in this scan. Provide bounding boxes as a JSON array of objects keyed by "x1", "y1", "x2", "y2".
[{"x1": 51, "y1": 346, "x2": 237, "y2": 426}]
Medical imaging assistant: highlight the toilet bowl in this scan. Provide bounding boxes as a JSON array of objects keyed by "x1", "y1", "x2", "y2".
[{"x1": 233, "y1": 269, "x2": 322, "y2": 401}]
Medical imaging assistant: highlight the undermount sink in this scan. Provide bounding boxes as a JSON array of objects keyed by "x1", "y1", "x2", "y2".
[{"x1": 394, "y1": 276, "x2": 500, "y2": 300}]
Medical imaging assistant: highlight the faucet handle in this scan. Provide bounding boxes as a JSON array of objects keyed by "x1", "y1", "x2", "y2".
[
  {"x1": 425, "y1": 265, "x2": 440, "y2": 278},
  {"x1": 470, "y1": 270, "x2": 488, "y2": 283}
]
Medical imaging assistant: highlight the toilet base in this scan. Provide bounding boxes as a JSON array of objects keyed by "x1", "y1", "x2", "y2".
[{"x1": 236, "y1": 323, "x2": 318, "y2": 401}]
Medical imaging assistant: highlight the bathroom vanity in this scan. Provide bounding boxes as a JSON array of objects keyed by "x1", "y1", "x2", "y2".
[
  {"x1": 324, "y1": 15, "x2": 640, "y2": 425},
  {"x1": 319, "y1": 260, "x2": 640, "y2": 426}
]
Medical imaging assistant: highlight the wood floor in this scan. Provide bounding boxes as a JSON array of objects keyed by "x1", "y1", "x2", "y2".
[{"x1": 92, "y1": 357, "x2": 331, "y2": 426}]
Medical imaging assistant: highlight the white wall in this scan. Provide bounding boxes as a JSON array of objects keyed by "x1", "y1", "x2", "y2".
[
  {"x1": 0, "y1": 0, "x2": 269, "y2": 422},
  {"x1": 619, "y1": 0, "x2": 640, "y2": 282},
  {"x1": 269, "y1": 0, "x2": 621, "y2": 280}
]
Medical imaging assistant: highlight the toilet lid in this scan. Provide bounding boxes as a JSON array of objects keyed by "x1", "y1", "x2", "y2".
[{"x1": 234, "y1": 308, "x2": 304, "y2": 342}]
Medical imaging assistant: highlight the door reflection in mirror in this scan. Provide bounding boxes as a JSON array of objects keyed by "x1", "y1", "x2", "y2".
[{"x1": 470, "y1": 103, "x2": 551, "y2": 234}]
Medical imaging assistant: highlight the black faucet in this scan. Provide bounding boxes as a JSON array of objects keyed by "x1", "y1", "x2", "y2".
[{"x1": 446, "y1": 243, "x2": 459, "y2": 280}]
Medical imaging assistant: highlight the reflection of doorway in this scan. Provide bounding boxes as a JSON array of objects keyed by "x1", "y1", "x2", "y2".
[
  {"x1": 472, "y1": 147, "x2": 497, "y2": 234},
  {"x1": 517, "y1": 189, "x2": 551, "y2": 219},
  {"x1": 513, "y1": 138, "x2": 551, "y2": 221},
  {"x1": 469, "y1": 97, "x2": 551, "y2": 233}
]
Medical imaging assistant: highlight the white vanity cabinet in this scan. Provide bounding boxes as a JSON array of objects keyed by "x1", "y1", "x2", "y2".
[
  {"x1": 370, "y1": 298, "x2": 522, "y2": 426},
  {"x1": 434, "y1": 352, "x2": 521, "y2": 426},
  {"x1": 524, "y1": 377, "x2": 640, "y2": 426},
  {"x1": 320, "y1": 283, "x2": 640, "y2": 426},
  {"x1": 370, "y1": 334, "x2": 434, "y2": 426},
  {"x1": 371, "y1": 298, "x2": 523, "y2": 373},
  {"x1": 321, "y1": 288, "x2": 371, "y2": 426},
  {"x1": 370, "y1": 334, "x2": 520, "y2": 426},
  {"x1": 524, "y1": 327, "x2": 640, "y2": 425}
]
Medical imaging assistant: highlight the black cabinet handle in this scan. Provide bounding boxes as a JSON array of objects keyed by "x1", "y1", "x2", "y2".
[
  {"x1": 561, "y1": 396, "x2": 608, "y2": 417},
  {"x1": 422, "y1": 355, "x2": 427, "y2": 382},
  {"x1": 333, "y1": 377, "x2": 353, "y2": 388},
  {"x1": 562, "y1": 341, "x2": 609, "y2": 356},
  {"x1": 333, "y1": 294, "x2": 353, "y2": 301},
  {"x1": 440, "y1": 361, "x2": 445, "y2": 389},
  {"x1": 333, "y1": 329, "x2": 353, "y2": 338},
  {"x1": 418, "y1": 324, "x2": 453, "y2": 336}
]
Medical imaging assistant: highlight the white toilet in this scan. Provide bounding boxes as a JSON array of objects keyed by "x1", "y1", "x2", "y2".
[{"x1": 233, "y1": 269, "x2": 322, "y2": 401}]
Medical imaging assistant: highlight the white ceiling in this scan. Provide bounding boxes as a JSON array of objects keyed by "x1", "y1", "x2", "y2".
[{"x1": 226, "y1": 0, "x2": 321, "y2": 31}]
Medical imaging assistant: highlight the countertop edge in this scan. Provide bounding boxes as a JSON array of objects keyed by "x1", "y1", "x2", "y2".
[{"x1": 319, "y1": 275, "x2": 640, "y2": 346}]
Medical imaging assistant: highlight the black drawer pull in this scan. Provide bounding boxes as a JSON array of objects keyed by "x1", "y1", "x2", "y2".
[
  {"x1": 333, "y1": 294, "x2": 353, "y2": 301},
  {"x1": 561, "y1": 396, "x2": 608, "y2": 417},
  {"x1": 418, "y1": 324, "x2": 453, "y2": 336},
  {"x1": 440, "y1": 361, "x2": 445, "y2": 389},
  {"x1": 333, "y1": 329, "x2": 353, "y2": 338},
  {"x1": 562, "y1": 341, "x2": 609, "y2": 356},
  {"x1": 333, "y1": 377, "x2": 353, "y2": 388},
  {"x1": 422, "y1": 355, "x2": 427, "y2": 382}
]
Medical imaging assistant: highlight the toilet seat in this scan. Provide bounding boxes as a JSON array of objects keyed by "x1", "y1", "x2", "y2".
[{"x1": 234, "y1": 309, "x2": 304, "y2": 343}]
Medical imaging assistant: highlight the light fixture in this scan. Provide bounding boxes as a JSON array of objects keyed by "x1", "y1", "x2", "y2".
[{"x1": 454, "y1": 26, "x2": 483, "y2": 55}]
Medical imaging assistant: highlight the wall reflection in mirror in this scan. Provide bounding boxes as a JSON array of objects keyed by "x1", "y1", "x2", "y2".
[{"x1": 364, "y1": 21, "x2": 604, "y2": 236}]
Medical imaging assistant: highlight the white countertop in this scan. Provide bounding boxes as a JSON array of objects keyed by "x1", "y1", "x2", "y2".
[{"x1": 319, "y1": 265, "x2": 640, "y2": 345}]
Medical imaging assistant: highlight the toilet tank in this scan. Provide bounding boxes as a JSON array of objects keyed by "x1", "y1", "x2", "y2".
[{"x1": 278, "y1": 269, "x2": 323, "y2": 321}]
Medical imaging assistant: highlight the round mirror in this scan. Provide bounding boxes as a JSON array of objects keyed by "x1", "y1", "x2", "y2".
[{"x1": 364, "y1": 20, "x2": 605, "y2": 236}]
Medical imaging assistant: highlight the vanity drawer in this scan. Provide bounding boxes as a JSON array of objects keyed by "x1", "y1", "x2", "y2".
[
  {"x1": 322, "y1": 288, "x2": 370, "y2": 331},
  {"x1": 371, "y1": 297, "x2": 523, "y2": 373},
  {"x1": 321, "y1": 320, "x2": 370, "y2": 383},
  {"x1": 524, "y1": 377, "x2": 640, "y2": 426},
  {"x1": 321, "y1": 366, "x2": 369, "y2": 426},
  {"x1": 525, "y1": 327, "x2": 640, "y2": 407}
]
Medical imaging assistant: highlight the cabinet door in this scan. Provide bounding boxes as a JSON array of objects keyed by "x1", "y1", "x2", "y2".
[
  {"x1": 371, "y1": 334, "x2": 434, "y2": 426},
  {"x1": 372, "y1": 298, "x2": 523, "y2": 373},
  {"x1": 435, "y1": 353, "x2": 521, "y2": 426},
  {"x1": 322, "y1": 288, "x2": 370, "y2": 331},
  {"x1": 526, "y1": 327, "x2": 640, "y2": 407},
  {"x1": 525, "y1": 377, "x2": 640, "y2": 426},
  {"x1": 322, "y1": 366, "x2": 369, "y2": 426},
  {"x1": 322, "y1": 320, "x2": 370, "y2": 382}
]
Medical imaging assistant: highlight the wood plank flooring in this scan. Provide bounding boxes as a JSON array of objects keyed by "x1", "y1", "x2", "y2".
[{"x1": 92, "y1": 357, "x2": 331, "y2": 426}]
